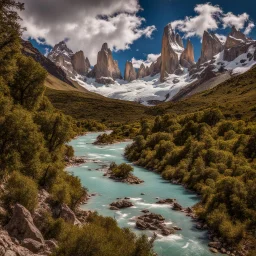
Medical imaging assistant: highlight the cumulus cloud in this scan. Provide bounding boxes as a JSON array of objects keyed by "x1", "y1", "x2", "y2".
[
  {"x1": 171, "y1": 3, "x2": 223, "y2": 38},
  {"x1": 222, "y1": 12, "x2": 249, "y2": 30},
  {"x1": 132, "y1": 53, "x2": 160, "y2": 68},
  {"x1": 244, "y1": 22, "x2": 255, "y2": 35},
  {"x1": 20, "y1": 0, "x2": 156, "y2": 64},
  {"x1": 171, "y1": 3, "x2": 254, "y2": 38}
]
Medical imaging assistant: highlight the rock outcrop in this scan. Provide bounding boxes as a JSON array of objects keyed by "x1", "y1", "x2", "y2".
[
  {"x1": 59, "y1": 204, "x2": 81, "y2": 226},
  {"x1": 48, "y1": 41, "x2": 75, "y2": 78},
  {"x1": 180, "y1": 39, "x2": 195, "y2": 68},
  {"x1": 160, "y1": 24, "x2": 181, "y2": 82},
  {"x1": 151, "y1": 56, "x2": 162, "y2": 77},
  {"x1": 6, "y1": 204, "x2": 44, "y2": 243},
  {"x1": 135, "y1": 212, "x2": 176, "y2": 236},
  {"x1": 71, "y1": 51, "x2": 90, "y2": 75},
  {"x1": 225, "y1": 26, "x2": 248, "y2": 49},
  {"x1": 91, "y1": 43, "x2": 122, "y2": 83},
  {"x1": 175, "y1": 33, "x2": 184, "y2": 48},
  {"x1": 137, "y1": 63, "x2": 147, "y2": 79},
  {"x1": 223, "y1": 27, "x2": 252, "y2": 62},
  {"x1": 0, "y1": 229, "x2": 39, "y2": 256},
  {"x1": 110, "y1": 200, "x2": 134, "y2": 209},
  {"x1": 21, "y1": 40, "x2": 73, "y2": 86},
  {"x1": 124, "y1": 61, "x2": 136, "y2": 81},
  {"x1": 198, "y1": 31, "x2": 223, "y2": 65}
]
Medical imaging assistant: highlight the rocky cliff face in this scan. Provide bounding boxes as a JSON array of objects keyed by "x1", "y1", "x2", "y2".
[
  {"x1": 22, "y1": 40, "x2": 73, "y2": 86},
  {"x1": 48, "y1": 41, "x2": 91, "y2": 79},
  {"x1": 48, "y1": 41, "x2": 75, "y2": 78},
  {"x1": 91, "y1": 43, "x2": 122, "y2": 83},
  {"x1": 71, "y1": 51, "x2": 90, "y2": 76},
  {"x1": 198, "y1": 31, "x2": 223, "y2": 65},
  {"x1": 124, "y1": 61, "x2": 136, "y2": 81},
  {"x1": 225, "y1": 26, "x2": 248, "y2": 49},
  {"x1": 137, "y1": 63, "x2": 147, "y2": 79},
  {"x1": 160, "y1": 24, "x2": 182, "y2": 82},
  {"x1": 180, "y1": 39, "x2": 195, "y2": 68},
  {"x1": 223, "y1": 27, "x2": 252, "y2": 61},
  {"x1": 175, "y1": 34, "x2": 184, "y2": 48},
  {"x1": 150, "y1": 56, "x2": 162, "y2": 77}
]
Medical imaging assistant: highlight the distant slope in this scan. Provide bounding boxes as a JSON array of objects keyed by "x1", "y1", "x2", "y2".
[
  {"x1": 45, "y1": 86, "x2": 150, "y2": 123},
  {"x1": 45, "y1": 74, "x2": 88, "y2": 92},
  {"x1": 157, "y1": 65, "x2": 256, "y2": 120},
  {"x1": 22, "y1": 40, "x2": 73, "y2": 86}
]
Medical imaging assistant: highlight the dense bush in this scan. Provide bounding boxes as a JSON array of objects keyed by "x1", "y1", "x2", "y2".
[
  {"x1": 109, "y1": 162, "x2": 134, "y2": 178},
  {"x1": 3, "y1": 172, "x2": 38, "y2": 212},
  {"x1": 125, "y1": 109, "x2": 256, "y2": 246},
  {"x1": 51, "y1": 213, "x2": 154, "y2": 256},
  {"x1": 95, "y1": 123, "x2": 140, "y2": 144}
]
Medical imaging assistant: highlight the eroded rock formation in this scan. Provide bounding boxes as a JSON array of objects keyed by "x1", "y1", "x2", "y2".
[
  {"x1": 92, "y1": 43, "x2": 122, "y2": 83},
  {"x1": 180, "y1": 39, "x2": 195, "y2": 68},
  {"x1": 198, "y1": 31, "x2": 223, "y2": 65},
  {"x1": 71, "y1": 51, "x2": 90, "y2": 75},
  {"x1": 160, "y1": 24, "x2": 181, "y2": 82},
  {"x1": 137, "y1": 63, "x2": 147, "y2": 79},
  {"x1": 124, "y1": 61, "x2": 136, "y2": 81}
]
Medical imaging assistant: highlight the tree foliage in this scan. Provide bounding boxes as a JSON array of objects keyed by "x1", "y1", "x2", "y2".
[{"x1": 125, "y1": 108, "x2": 256, "y2": 245}]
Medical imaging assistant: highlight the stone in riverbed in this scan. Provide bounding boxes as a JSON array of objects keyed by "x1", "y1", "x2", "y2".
[
  {"x1": 172, "y1": 202, "x2": 183, "y2": 211},
  {"x1": 136, "y1": 220, "x2": 147, "y2": 230},
  {"x1": 156, "y1": 198, "x2": 175, "y2": 204},
  {"x1": 209, "y1": 247, "x2": 218, "y2": 253},
  {"x1": 161, "y1": 228, "x2": 175, "y2": 236},
  {"x1": 109, "y1": 206, "x2": 119, "y2": 211},
  {"x1": 110, "y1": 200, "x2": 134, "y2": 209},
  {"x1": 173, "y1": 226, "x2": 182, "y2": 231}
]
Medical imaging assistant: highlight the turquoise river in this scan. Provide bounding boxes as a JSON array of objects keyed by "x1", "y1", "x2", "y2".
[{"x1": 68, "y1": 132, "x2": 213, "y2": 256}]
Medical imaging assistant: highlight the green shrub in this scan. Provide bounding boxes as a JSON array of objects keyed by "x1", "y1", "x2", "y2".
[
  {"x1": 110, "y1": 162, "x2": 134, "y2": 179},
  {"x1": 3, "y1": 172, "x2": 38, "y2": 212}
]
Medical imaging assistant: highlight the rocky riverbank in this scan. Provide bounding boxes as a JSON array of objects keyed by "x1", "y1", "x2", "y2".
[{"x1": 0, "y1": 189, "x2": 93, "y2": 256}]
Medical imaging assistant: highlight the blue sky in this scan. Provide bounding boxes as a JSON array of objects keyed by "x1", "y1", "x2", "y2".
[{"x1": 28, "y1": 0, "x2": 256, "y2": 76}]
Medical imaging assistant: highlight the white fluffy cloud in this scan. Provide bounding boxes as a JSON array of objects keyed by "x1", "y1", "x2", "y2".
[
  {"x1": 171, "y1": 3, "x2": 222, "y2": 38},
  {"x1": 20, "y1": 0, "x2": 156, "y2": 64},
  {"x1": 132, "y1": 53, "x2": 160, "y2": 68},
  {"x1": 244, "y1": 22, "x2": 255, "y2": 35},
  {"x1": 222, "y1": 12, "x2": 249, "y2": 30},
  {"x1": 171, "y1": 3, "x2": 254, "y2": 38}
]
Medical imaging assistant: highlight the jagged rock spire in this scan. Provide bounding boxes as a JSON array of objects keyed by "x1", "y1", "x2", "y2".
[
  {"x1": 180, "y1": 39, "x2": 195, "y2": 68},
  {"x1": 92, "y1": 42, "x2": 122, "y2": 82},
  {"x1": 124, "y1": 61, "x2": 136, "y2": 81},
  {"x1": 71, "y1": 51, "x2": 91, "y2": 76},
  {"x1": 137, "y1": 63, "x2": 147, "y2": 79},
  {"x1": 160, "y1": 24, "x2": 180, "y2": 82},
  {"x1": 198, "y1": 31, "x2": 223, "y2": 65}
]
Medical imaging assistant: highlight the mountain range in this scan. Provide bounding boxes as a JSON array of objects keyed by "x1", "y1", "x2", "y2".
[{"x1": 42, "y1": 23, "x2": 256, "y2": 105}]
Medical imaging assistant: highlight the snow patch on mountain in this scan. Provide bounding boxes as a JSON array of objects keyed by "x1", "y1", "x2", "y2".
[{"x1": 73, "y1": 69, "x2": 196, "y2": 105}]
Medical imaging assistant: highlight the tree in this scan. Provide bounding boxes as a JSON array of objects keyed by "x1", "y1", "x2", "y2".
[
  {"x1": 110, "y1": 162, "x2": 134, "y2": 179},
  {"x1": 3, "y1": 171, "x2": 38, "y2": 212},
  {"x1": 0, "y1": 0, "x2": 24, "y2": 84},
  {"x1": 34, "y1": 112, "x2": 74, "y2": 153},
  {"x1": 0, "y1": 107, "x2": 47, "y2": 179},
  {"x1": 9, "y1": 55, "x2": 47, "y2": 110}
]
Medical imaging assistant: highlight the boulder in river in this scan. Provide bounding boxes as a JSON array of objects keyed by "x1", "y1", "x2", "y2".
[
  {"x1": 110, "y1": 200, "x2": 134, "y2": 209},
  {"x1": 135, "y1": 212, "x2": 177, "y2": 236},
  {"x1": 172, "y1": 202, "x2": 183, "y2": 211}
]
